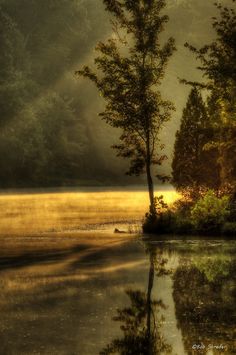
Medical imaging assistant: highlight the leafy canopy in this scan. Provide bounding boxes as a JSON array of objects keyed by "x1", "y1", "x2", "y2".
[
  {"x1": 191, "y1": 190, "x2": 230, "y2": 230},
  {"x1": 77, "y1": 0, "x2": 176, "y2": 177}
]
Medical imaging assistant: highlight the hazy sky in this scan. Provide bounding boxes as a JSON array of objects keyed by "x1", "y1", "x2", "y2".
[{"x1": 1, "y1": 0, "x2": 234, "y2": 186}]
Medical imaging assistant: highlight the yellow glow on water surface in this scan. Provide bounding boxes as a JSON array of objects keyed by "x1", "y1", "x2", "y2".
[{"x1": 0, "y1": 188, "x2": 179, "y2": 235}]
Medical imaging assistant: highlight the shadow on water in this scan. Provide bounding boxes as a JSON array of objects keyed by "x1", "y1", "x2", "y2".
[
  {"x1": 0, "y1": 235, "x2": 235, "y2": 354},
  {"x1": 0, "y1": 237, "x2": 134, "y2": 272},
  {"x1": 68, "y1": 241, "x2": 142, "y2": 270},
  {"x1": 0, "y1": 244, "x2": 90, "y2": 271}
]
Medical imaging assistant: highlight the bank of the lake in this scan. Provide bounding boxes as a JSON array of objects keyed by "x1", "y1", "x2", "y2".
[{"x1": 143, "y1": 190, "x2": 236, "y2": 238}]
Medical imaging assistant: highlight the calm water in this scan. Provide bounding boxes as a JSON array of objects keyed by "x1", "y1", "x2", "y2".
[
  {"x1": 0, "y1": 189, "x2": 235, "y2": 354},
  {"x1": 0, "y1": 187, "x2": 178, "y2": 235}
]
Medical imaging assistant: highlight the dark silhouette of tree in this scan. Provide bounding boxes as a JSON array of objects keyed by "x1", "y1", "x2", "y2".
[
  {"x1": 77, "y1": 0, "x2": 176, "y2": 215},
  {"x1": 182, "y1": 0, "x2": 236, "y2": 194},
  {"x1": 99, "y1": 244, "x2": 172, "y2": 355},
  {"x1": 172, "y1": 88, "x2": 220, "y2": 195}
]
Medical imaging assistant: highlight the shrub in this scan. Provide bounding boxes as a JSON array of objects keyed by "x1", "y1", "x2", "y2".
[
  {"x1": 143, "y1": 196, "x2": 175, "y2": 234},
  {"x1": 191, "y1": 190, "x2": 230, "y2": 233},
  {"x1": 174, "y1": 215, "x2": 194, "y2": 234}
]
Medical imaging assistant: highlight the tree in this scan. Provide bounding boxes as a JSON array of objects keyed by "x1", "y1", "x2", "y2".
[
  {"x1": 172, "y1": 88, "x2": 220, "y2": 194},
  {"x1": 100, "y1": 244, "x2": 172, "y2": 355},
  {"x1": 0, "y1": 1, "x2": 96, "y2": 187},
  {"x1": 0, "y1": 7, "x2": 30, "y2": 127},
  {"x1": 77, "y1": 0, "x2": 176, "y2": 215},
  {"x1": 183, "y1": 0, "x2": 236, "y2": 193}
]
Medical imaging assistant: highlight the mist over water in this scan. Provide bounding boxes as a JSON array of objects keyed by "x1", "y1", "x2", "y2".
[
  {"x1": 0, "y1": 187, "x2": 179, "y2": 235},
  {"x1": 0, "y1": 2, "x2": 235, "y2": 353}
]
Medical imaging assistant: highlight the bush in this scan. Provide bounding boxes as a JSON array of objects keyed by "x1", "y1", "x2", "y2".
[
  {"x1": 143, "y1": 190, "x2": 234, "y2": 236},
  {"x1": 174, "y1": 215, "x2": 194, "y2": 234},
  {"x1": 143, "y1": 196, "x2": 175, "y2": 234},
  {"x1": 191, "y1": 190, "x2": 230, "y2": 233},
  {"x1": 143, "y1": 209, "x2": 175, "y2": 234}
]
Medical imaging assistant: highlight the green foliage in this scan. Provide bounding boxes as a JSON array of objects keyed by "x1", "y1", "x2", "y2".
[
  {"x1": 1, "y1": 0, "x2": 91, "y2": 87},
  {"x1": 173, "y1": 255, "x2": 236, "y2": 354},
  {"x1": 143, "y1": 195, "x2": 175, "y2": 233},
  {"x1": 0, "y1": 0, "x2": 113, "y2": 187},
  {"x1": 193, "y1": 255, "x2": 232, "y2": 282},
  {"x1": 153, "y1": 195, "x2": 168, "y2": 216},
  {"x1": 78, "y1": 0, "x2": 176, "y2": 212},
  {"x1": 0, "y1": 8, "x2": 31, "y2": 126},
  {"x1": 183, "y1": 1, "x2": 236, "y2": 192},
  {"x1": 35, "y1": 93, "x2": 88, "y2": 184},
  {"x1": 172, "y1": 88, "x2": 221, "y2": 193},
  {"x1": 190, "y1": 190, "x2": 230, "y2": 232},
  {"x1": 143, "y1": 190, "x2": 235, "y2": 236},
  {"x1": 0, "y1": 91, "x2": 88, "y2": 186}
]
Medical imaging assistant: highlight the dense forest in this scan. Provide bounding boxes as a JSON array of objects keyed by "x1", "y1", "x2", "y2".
[
  {"x1": 172, "y1": 2, "x2": 236, "y2": 196},
  {"x1": 0, "y1": 0, "x2": 116, "y2": 187},
  {"x1": 0, "y1": 0, "x2": 233, "y2": 188}
]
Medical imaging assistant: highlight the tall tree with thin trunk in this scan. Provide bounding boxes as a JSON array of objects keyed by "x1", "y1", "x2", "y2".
[{"x1": 77, "y1": 0, "x2": 176, "y2": 215}]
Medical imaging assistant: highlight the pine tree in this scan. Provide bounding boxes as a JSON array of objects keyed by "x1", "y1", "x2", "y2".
[
  {"x1": 183, "y1": 1, "x2": 236, "y2": 193},
  {"x1": 172, "y1": 88, "x2": 220, "y2": 194},
  {"x1": 77, "y1": 0, "x2": 176, "y2": 215}
]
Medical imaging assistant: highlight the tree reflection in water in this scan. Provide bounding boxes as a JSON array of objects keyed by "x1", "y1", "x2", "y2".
[
  {"x1": 173, "y1": 251, "x2": 236, "y2": 354},
  {"x1": 99, "y1": 245, "x2": 172, "y2": 355},
  {"x1": 100, "y1": 240, "x2": 236, "y2": 355}
]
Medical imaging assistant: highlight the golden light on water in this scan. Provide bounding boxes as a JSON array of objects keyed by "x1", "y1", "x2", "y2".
[{"x1": 0, "y1": 189, "x2": 179, "y2": 235}]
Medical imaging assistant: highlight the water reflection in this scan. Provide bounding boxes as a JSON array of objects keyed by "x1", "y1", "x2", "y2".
[
  {"x1": 100, "y1": 244, "x2": 173, "y2": 355},
  {"x1": 173, "y1": 251, "x2": 236, "y2": 354},
  {"x1": 100, "y1": 239, "x2": 236, "y2": 355},
  {"x1": 0, "y1": 235, "x2": 235, "y2": 354}
]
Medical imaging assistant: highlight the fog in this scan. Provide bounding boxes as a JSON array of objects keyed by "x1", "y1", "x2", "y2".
[{"x1": 0, "y1": 0, "x2": 233, "y2": 187}]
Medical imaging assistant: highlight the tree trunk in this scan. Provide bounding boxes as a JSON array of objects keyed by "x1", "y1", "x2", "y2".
[
  {"x1": 146, "y1": 137, "x2": 155, "y2": 215},
  {"x1": 146, "y1": 254, "x2": 155, "y2": 353},
  {"x1": 146, "y1": 163, "x2": 155, "y2": 215}
]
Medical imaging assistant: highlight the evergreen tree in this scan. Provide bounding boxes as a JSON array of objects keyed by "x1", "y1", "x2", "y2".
[
  {"x1": 172, "y1": 88, "x2": 220, "y2": 193},
  {"x1": 77, "y1": 0, "x2": 176, "y2": 215},
  {"x1": 183, "y1": 0, "x2": 236, "y2": 193}
]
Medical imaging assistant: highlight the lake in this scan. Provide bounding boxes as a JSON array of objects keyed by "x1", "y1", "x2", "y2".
[
  {"x1": 0, "y1": 186, "x2": 179, "y2": 235},
  {"x1": 0, "y1": 188, "x2": 235, "y2": 354}
]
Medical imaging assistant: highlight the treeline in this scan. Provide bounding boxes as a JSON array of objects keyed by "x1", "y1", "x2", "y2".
[
  {"x1": 144, "y1": 1, "x2": 236, "y2": 235},
  {"x1": 0, "y1": 0, "x2": 120, "y2": 187},
  {"x1": 172, "y1": 2, "x2": 236, "y2": 197},
  {"x1": 0, "y1": 0, "x2": 235, "y2": 190}
]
